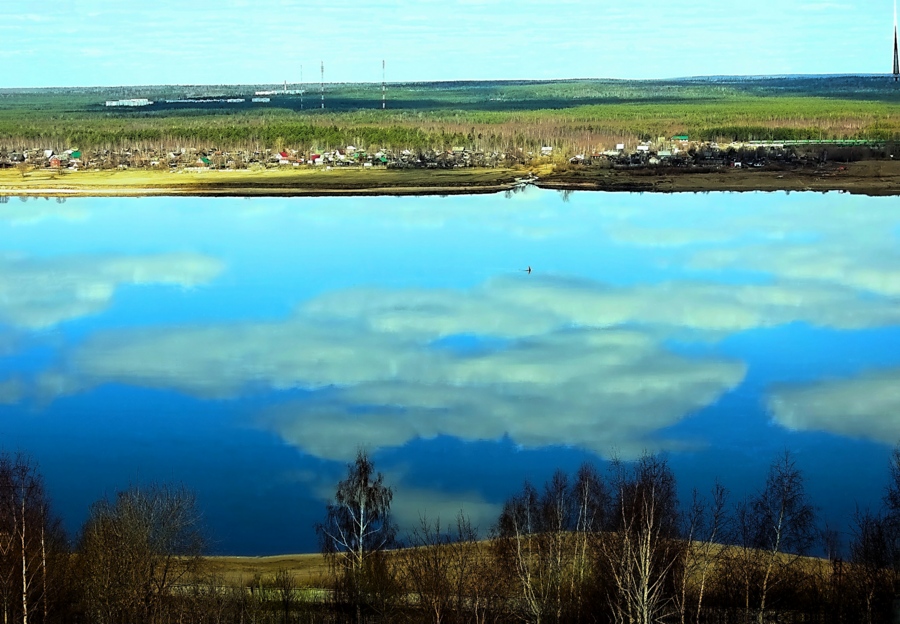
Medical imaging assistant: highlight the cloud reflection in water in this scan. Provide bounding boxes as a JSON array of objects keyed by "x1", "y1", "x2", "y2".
[
  {"x1": 0, "y1": 253, "x2": 223, "y2": 329},
  {"x1": 35, "y1": 274, "x2": 762, "y2": 459},
  {"x1": 769, "y1": 369, "x2": 900, "y2": 443}
]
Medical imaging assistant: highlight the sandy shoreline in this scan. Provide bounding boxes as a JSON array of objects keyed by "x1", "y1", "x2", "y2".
[
  {"x1": 0, "y1": 160, "x2": 898, "y2": 197},
  {"x1": 0, "y1": 184, "x2": 515, "y2": 198}
]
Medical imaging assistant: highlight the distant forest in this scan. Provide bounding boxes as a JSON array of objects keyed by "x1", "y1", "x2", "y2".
[
  {"x1": 5, "y1": 446, "x2": 900, "y2": 624},
  {"x1": 1, "y1": 77, "x2": 899, "y2": 156}
]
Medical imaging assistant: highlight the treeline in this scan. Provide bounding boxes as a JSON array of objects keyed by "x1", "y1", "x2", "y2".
[
  {"x1": 315, "y1": 451, "x2": 893, "y2": 624},
  {"x1": 1, "y1": 93, "x2": 899, "y2": 157},
  {"x1": 699, "y1": 126, "x2": 900, "y2": 143},
  {"x1": 0, "y1": 122, "x2": 466, "y2": 154},
  {"x1": 700, "y1": 127, "x2": 830, "y2": 142},
  {"x1": 5, "y1": 448, "x2": 900, "y2": 624}
]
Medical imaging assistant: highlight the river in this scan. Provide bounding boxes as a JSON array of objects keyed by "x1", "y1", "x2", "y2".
[{"x1": 1, "y1": 188, "x2": 898, "y2": 554}]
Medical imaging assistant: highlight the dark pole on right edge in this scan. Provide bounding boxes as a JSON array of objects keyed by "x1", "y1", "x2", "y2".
[{"x1": 894, "y1": 0, "x2": 899, "y2": 81}]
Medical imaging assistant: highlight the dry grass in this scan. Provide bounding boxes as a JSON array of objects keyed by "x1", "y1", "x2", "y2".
[
  {"x1": 203, "y1": 553, "x2": 330, "y2": 587},
  {"x1": 0, "y1": 167, "x2": 523, "y2": 196},
  {"x1": 199, "y1": 539, "x2": 837, "y2": 595}
]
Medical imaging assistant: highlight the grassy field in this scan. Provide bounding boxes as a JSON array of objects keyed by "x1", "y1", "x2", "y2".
[
  {"x1": 204, "y1": 554, "x2": 329, "y2": 587},
  {"x1": 200, "y1": 540, "x2": 833, "y2": 590}
]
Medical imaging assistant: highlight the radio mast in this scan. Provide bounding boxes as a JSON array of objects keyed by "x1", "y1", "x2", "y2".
[
  {"x1": 321, "y1": 61, "x2": 325, "y2": 109},
  {"x1": 894, "y1": 0, "x2": 899, "y2": 81},
  {"x1": 382, "y1": 60, "x2": 386, "y2": 110},
  {"x1": 300, "y1": 65, "x2": 303, "y2": 110}
]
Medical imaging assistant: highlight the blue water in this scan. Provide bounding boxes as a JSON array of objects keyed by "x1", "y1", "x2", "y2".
[{"x1": 0, "y1": 189, "x2": 898, "y2": 554}]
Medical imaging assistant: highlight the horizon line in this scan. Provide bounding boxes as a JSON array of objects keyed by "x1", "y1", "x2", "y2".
[{"x1": 1, "y1": 73, "x2": 896, "y2": 92}]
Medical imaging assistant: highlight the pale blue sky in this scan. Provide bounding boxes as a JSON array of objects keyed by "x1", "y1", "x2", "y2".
[{"x1": 0, "y1": 0, "x2": 896, "y2": 87}]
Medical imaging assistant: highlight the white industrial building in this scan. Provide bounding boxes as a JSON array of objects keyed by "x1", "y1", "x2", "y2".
[{"x1": 105, "y1": 98, "x2": 153, "y2": 107}]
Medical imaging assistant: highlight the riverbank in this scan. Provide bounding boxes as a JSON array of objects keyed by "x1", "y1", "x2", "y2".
[
  {"x1": 1, "y1": 160, "x2": 898, "y2": 197},
  {"x1": 0, "y1": 167, "x2": 526, "y2": 197},
  {"x1": 537, "y1": 159, "x2": 900, "y2": 195}
]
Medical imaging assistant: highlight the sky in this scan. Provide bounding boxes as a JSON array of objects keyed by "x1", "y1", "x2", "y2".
[{"x1": 0, "y1": 0, "x2": 897, "y2": 88}]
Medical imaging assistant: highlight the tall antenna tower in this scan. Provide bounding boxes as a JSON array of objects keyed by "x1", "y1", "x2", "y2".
[
  {"x1": 300, "y1": 65, "x2": 303, "y2": 110},
  {"x1": 320, "y1": 61, "x2": 325, "y2": 109},
  {"x1": 382, "y1": 60, "x2": 386, "y2": 110},
  {"x1": 894, "y1": 0, "x2": 899, "y2": 81}
]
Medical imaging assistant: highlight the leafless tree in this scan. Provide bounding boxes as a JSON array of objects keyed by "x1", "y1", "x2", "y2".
[
  {"x1": 0, "y1": 453, "x2": 65, "y2": 624},
  {"x1": 596, "y1": 454, "x2": 683, "y2": 624},
  {"x1": 743, "y1": 451, "x2": 816, "y2": 624},
  {"x1": 183, "y1": 573, "x2": 231, "y2": 624},
  {"x1": 316, "y1": 450, "x2": 396, "y2": 622},
  {"x1": 272, "y1": 569, "x2": 297, "y2": 624},
  {"x1": 721, "y1": 496, "x2": 764, "y2": 622},
  {"x1": 317, "y1": 450, "x2": 396, "y2": 573},
  {"x1": 884, "y1": 445, "x2": 900, "y2": 537},
  {"x1": 77, "y1": 484, "x2": 205, "y2": 624},
  {"x1": 495, "y1": 464, "x2": 607, "y2": 624},
  {"x1": 401, "y1": 511, "x2": 483, "y2": 624},
  {"x1": 674, "y1": 481, "x2": 728, "y2": 624},
  {"x1": 569, "y1": 463, "x2": 608, "y2": 622},
  {"x1": 847, "y1": 509, "x2": 893, "y2": 624},
  {"x1": 495, "y1": 478, "x2": 558, "y2": 623},
  {"x1": 841, "y1": 445, "x2": 900, "y2": 624}
]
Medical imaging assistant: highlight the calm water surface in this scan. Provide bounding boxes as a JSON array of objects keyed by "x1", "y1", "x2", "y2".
[{"x1": 0, "y1": 189, "x2": 898, "y2": 554}]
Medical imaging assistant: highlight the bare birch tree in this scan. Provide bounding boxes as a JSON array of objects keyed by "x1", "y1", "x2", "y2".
[
  {"x1": 316, "y1": 450, "x2": 396, "y2": 620},
  {"x1": 597, "y1": 454, "x2": 683, "y2": 624},
  {"x1": 674, "y1": 481, "x2": 728, "y2": 624},
  {"x1": 495, "y1": 465, "x2": 607, "y2": 624},
  {"x1": 848, "y1": 509, "x2": 893, "y2": 624},
  {"x1": 570, "y1": 463, "x2": 608, "y2": 622},
  {"x1": 747, "y1": 451, "x2": 816, "y2": 624},
  {"x1": 0, "y1": 454, "x2": 63, "y2": 624}
]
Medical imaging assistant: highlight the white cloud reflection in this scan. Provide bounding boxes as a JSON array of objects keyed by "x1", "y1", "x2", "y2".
[
  {"x1": 29, "y1": 191, "x2": 900, "y2": 458},
  {"x1": 389, "y1": 483, "x2": 501, "y2": 537},
  {"x1": 0, "y1": 253, "x2": 223, "y2": 329},
  {"x1": 598, "y1": 194, "x2": 900, "y2": 300},
  {"x1": 309, "y1": 275, "x2": 900, "y2": 336},
  {"x1": 690, "y1": 242, "x2": 900, "y2": 298},
  {"x1": 300, "y1": 467, "x2": 501, "y2": 537},
  {"x1": 37, "y1": 274, "x2": 761, "y2": 459},
  {"x1": 769, "y1": 369, "x2": 900, "y2": 443}
]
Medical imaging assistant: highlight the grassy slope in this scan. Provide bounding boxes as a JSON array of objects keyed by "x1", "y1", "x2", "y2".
[
  {"x1": 202, "y1": 541, "x2": 831, "y2": 589},
  {"x1": 204, "y1": 553, "x2": 329, "y2": 587}
]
